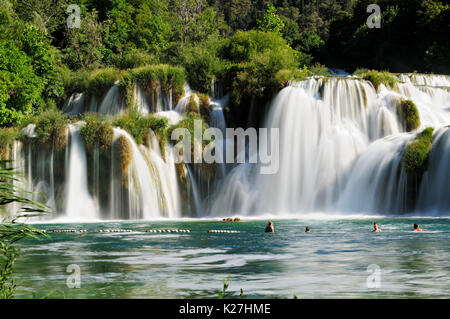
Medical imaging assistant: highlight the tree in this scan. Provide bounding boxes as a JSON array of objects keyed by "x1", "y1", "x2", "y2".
[
  {"x1": 63, "y1": 9, "x2": 103, "y2": 70},
  {"x1": 11, "y1": 0, "x2": 69, "y2": 35},
  {"x1": 257, "y1": 3, "x2": 285, "y2": 35},
  {"x1": 0, "y1": 41, "x2": 43, "y2": 126},
  {"x1": 132, "y1": 1, "x2": 171, "y2": 54}
]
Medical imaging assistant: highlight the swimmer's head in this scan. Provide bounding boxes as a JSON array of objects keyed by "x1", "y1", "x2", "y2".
[
  {"x1": 414, "y1": 224, "x2": 419, "y2": 229},
  {"x1": 305, "y1": 227, "x2": 310, "y2": 232},
  {"x1": 268, "y1": 221, "x2": 273, "y2": 226}
]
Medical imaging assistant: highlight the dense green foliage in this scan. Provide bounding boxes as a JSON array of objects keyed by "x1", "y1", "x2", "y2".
[
  {"x1": 403, "y1": 127, "x2": 434, "y2": 176},
  {"x1": 326, "y1": 0, "x2": 450, "y2": 73}
]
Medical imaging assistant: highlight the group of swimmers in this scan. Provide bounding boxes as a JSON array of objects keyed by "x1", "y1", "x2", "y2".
[
  {"x1": 372, "y1": 222, "x2": 427, "y2": 232},
  {"x1": 264, "y1": 221, "x2": 427, "y2": 233}
]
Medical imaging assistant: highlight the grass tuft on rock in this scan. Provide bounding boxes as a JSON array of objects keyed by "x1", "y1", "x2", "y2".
[
  {"x1": 118, "y1": 135, "x2": 132, "y2": 183},
  {"x1": 79, "y1": 115, "x2": 114, "y2": 154},
  {"x1": 113, "y1": 108, "x2": 169, "y2": 156},
  {"x1": 363, "y1": 70, "x2": 398, "y2": 90},
  {"x1": 403, "y1": 127, "x2": 434, "y2": 176},
  {"x1": 397, "y1": 99, "x2": 420, "y2": 132}
]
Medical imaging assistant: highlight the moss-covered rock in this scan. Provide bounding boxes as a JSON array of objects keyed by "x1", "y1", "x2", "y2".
[
  {"x1": 118, "y1": 135, "x2": 132, "y2": 184},
  {"x1": 113, "y1": 108, "x2": 169, "y2": 149},
  {"x1": 187, "y1": 95, "x2": 199, "y2": 113},
  {"x1": 396, "y1": 99, "x2": 420, "y2": 132},
  {"x1": 79, "y1": 115, "x2": 114, "y2": 154},
  {"x1": 274, "y1": 67, "x2": 310, "y2": 90},
  {"x1": 403, "y1": 127, "x2": 434, "y2": 176},
  {"x1": 198, "y1": 93, "x2": 212, "y2": 123},
  {"x1": 120, "y1": 65, "x2": 186, "y2": 109}
]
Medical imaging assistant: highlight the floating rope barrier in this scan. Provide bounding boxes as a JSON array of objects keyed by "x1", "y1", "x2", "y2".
[
  {"x1": 207, "y1": 230, "x2": 240, "y2": 233},
  {"x1": 52, "y1": 229, "x2": 84, "y2": 233},
  {"x1": 145, "y1": 229, "x2": 190, "y2": 233},
  {"x1": 49, "y1": 229, "x2": 192, "y2": 233},
  {"x1": 98, "y1": 229, "x2": 133, "y2": 233},
  {"x1": 48, "y1": 228, "x2": 243, "y2": 234}
]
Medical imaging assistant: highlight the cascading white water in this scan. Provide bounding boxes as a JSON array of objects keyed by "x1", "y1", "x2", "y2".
[
  {"x1": 11, "y1": 74, "x2": 450, "y2": 219},
  {"x1": 98, "y1": 84, "x2": 122, "y2": 115},
  {"x1": 144, "y1": 130, "x2": 181, "y2": 217},
  {"x1": 112, "y1": 128, "x2": 181, "y2": 219},
  {"x1": 134, "y1": 82, "x2": 151, "y2": 114},
  {"x1": 62, "y1": 93, "x2": 85, "y2": 116},
  {"x1": 398, "y1": 74, "x2": 450, "y2": 87},
  {"x1": 209, "y1": 76, "x2": 450, "y2": 216},
  {"x1": 64, "y1": 124, "x2": 98, "y2": 220},
  {"x1": 417, "y1": 127, "x2": 450, "y2": 213},
  {"x1": 175, "y1": 84, "x2": 197, "y2": 113}
]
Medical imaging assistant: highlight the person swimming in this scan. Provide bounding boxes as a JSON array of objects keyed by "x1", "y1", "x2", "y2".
[
  {"x1": 305, "y1": 227, "x2": 310, "y2": 232},
  {"x1": 412, "y1": 224, "x2": 427, "y2": 231},
  {"x1": 372, "y1": 222, "x2": 382, "y2": 232},
  {"x1": 265, "y1": 221, "x2": 274, "y2": 233}
]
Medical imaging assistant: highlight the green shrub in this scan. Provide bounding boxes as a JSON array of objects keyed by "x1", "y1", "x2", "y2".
[
  {"x1": 79, "y1": 115, "x2": 114, "y2": 154},
  {"x1": 309, "y1": 63, "x2": 330, "y2": 76},
  {"x1": 274, "y1": 66, "x2": 310, "y2": 89},
  {"x1": 68, "y1": 68, "x2": 122, "y2": 96},
  {"x1": 113, "y1": 108, "x2": 169, "y2": 151},
  {"x1": 403, "y1": 127, "x2": 434, "y2": 176},
  {"x1": 117, "y1": 48, "x2": 159, "y2": 69},
  {"x1": 363, "y1": 70, "x2": 398, "y2": 90},
  {"x1": 33, "y1": 110, "x2": 70, "y2": 150},
  {"x1": 397, "y1": 99, "x2": 420, "y2": 132},
  {"x1": 353, "y1": 68, "x2": 369, "y2": 76},
  {"x1": 181, "y1": 38, "x2": 224, "y2": 93}
]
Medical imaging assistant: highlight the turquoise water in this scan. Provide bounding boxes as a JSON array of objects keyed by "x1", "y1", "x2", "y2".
[{"x1": 14, "y1": 218, "x2": 450, "y2": 298}]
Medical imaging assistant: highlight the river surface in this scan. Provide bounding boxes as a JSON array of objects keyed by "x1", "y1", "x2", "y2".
[{"x1": 15, "y1": 218, "x2": 450, "y2": 298}]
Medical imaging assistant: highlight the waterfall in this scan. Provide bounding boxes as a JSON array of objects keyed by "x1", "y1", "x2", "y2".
[
  {"x1": 63, "y1": 93, "x2": 85, "y2": 116},
  {"x1": 64, "y1": 124, "x2": 98, "y2": 220},
  {"x1": 10, "y1": 74, "x2": 450, "y2": 219},
  {"x1": 208, "y1": 76, "x2": 450, "y2": 216},
  {"x1": 175, "y1": 84, "x2": 196, "y2": 113},
  {"x1": 111, "y1": 128, "x2": 181, "y2": 219},
  {"x1": 98, "y1": 84, "x2": 122, "y2": 115},
  {"x1": 134, "y1": 82, "x2": 151, "y2": 114},
  {"x1": 185, "y1": 164, "x2": 202, "y2": 215},
  {"x1": 417, "y1": 127, "x2": 450, "y2": 213}
]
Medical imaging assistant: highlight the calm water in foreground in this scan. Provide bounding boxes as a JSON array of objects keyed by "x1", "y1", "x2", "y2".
[{"x1": 15, "y1": 218, "x2": 450, "y2": 298}]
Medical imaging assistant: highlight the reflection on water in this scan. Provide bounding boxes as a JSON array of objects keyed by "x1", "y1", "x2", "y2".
[{"x1": 14, "y1": 219, "x2": 450, "y2": 298}]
